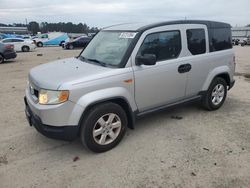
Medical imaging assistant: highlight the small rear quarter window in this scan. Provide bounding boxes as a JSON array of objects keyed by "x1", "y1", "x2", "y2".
[{"x1": 186, "y1": 29, "x2": 206, "y2": 55}]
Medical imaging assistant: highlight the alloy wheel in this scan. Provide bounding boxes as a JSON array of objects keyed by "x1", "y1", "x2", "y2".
[
  {"x1": 211, "y1": 84, "x2": 225, "y2": 105},
  {"x1": 92, "y1": 113, "x2": 122, "y2": 145}
]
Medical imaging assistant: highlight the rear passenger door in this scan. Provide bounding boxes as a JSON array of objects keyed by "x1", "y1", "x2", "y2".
[
  {"x1": 183, "y1": 25, "x2": 211, "y2": 97},
  {"x1": 132, "y1": 26, "x2": 187, "y2": 112}
]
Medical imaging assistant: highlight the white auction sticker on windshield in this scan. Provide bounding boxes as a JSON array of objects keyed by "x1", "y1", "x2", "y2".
[{"x1": 119, "y1": 32, "x2": 137, "y2": 39}]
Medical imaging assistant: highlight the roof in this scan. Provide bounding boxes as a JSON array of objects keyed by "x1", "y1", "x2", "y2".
[
  {"x1": 2, "y1": 38, "x2": 24, "y2": 40},
  {"x1": 103, "y1": 20, "x2": 231, "y2": 32}
]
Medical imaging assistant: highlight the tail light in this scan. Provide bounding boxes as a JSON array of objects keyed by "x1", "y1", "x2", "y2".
[{"x1": 4, "y1": 44, "x2": 14, "y2": 49}]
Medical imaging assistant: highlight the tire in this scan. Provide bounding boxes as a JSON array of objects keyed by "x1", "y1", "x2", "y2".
[
  {"x1": 0, "y1": 54, "x2": 4, "y2": 64},
  {"x1": 37, "y1": 42, "x2": 43, "y2": 47},
  {"x1": 22, "y1": 46, "x2": 30, "y2": 52},
  {"x1": 80, "y1": 102, "x2": 127, "y2": 153},
  {"x1": 59, "y1": 41, "x2": 65, "y2": 46},
  {"x1": 69, "y1": 44, "x2": 74, "y2": 50},
  {"x1": 201, "y1": 77, "x2": 227, "y2": 111}
]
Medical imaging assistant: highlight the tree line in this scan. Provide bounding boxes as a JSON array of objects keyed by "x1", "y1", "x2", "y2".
[{"x1": 0, "y1": 21, "x2": 99, "y2": 35}]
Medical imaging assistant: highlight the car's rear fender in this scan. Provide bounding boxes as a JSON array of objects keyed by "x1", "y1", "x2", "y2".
[{"x1": 201, "y1": 66, "x2": 233, "y2": 91}]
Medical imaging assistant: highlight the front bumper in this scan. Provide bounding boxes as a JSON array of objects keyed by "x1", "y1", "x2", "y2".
[{"x1": 24, "y1": 97, "x2": 79, "y2": 141}]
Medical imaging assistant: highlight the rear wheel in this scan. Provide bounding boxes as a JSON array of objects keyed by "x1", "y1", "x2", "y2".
[
  {"x1": 80, "y1": 102, "x2": 127, "y2": 153},
  {"x1": 22, "y1": 46, "x2": 30, "y2": 52},
  {"x1": 202, "y1": 77, "x2": 227, "y2": 111},
  {"x1": 0, "y1": 54, "x2": 4, "y2": 64}
]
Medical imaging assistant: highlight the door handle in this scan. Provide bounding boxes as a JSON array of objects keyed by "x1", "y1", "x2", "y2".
[{"x1": 178, "y1": 64, "x2": 192, "y2": 73}]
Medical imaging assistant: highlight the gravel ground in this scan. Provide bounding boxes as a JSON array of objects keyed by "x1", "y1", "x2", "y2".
[{"x1": 0, "y1": 46, "x2": 250, "y2": 188}]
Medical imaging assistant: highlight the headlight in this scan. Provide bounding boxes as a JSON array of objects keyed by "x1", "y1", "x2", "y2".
[{"x1": 39, "y1": 89, "x2": 69, "y2": 105}]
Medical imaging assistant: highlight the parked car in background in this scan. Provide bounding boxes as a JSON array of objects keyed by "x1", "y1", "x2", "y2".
[
  {"x1": 63, "y1": 36, "x2": 91, "y2": 49},
  {"x1": 33, "y1": 32, "x2": 69, "y2": 47},
  {"x1": 241, "y1": 36, "x2": 250, "y2": 46},
  {"x1": 232, "y1": 39, "x2": 240, "y2": 45},
  {"x1": 0, "y1": 42, "x2": 17, "y2": 64},
  {"x1": 22, "y1": 35, "x2": 32, "y2": 40},
  {"x1": 60, "y1": 33, "x2": 88, "y2": 47},
  {"x1": 1, "y1": 38, "x2": 36, "y2": 52},
  {"x1": 25, "y1": 20, "x2": 235, "y2": 153}
]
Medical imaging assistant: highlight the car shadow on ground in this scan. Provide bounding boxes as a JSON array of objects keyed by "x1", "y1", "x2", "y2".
[
  {"x1": 2, "y1": 60, "x2": 17, "y2": 64},
  {"x1": 31, "y1": 97, "x2": 243, "y2": 156}
]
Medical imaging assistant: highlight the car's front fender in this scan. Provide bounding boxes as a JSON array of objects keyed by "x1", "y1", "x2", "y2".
[{"x1": 68, "y1": 87, "x2": 137, "y2": 126}]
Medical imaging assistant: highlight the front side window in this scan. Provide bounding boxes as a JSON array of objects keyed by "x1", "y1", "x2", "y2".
[
  {"x1": 137, "y1": 31, "x2": 181, "y2": 62},
  {"x1": 186, "y1": 29, "x2": 206, "y2": 55},
  {"x1": 80, "y1": 31, "x2": 135, "y2": 67},
  {"x1": 12, "y1": 39, "x2": 23, "y2": 42}
]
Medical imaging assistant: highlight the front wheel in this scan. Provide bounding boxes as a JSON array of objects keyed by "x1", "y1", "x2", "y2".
[
  {"x1": 37, "y1": 42, "x2": 43, "y2": 47},
  {"x1": 80, "y1": 102, "x2": 127, "y2": 153},
  {"x1": 202, "y1": 77, "x2": 227, "y2": 111}
]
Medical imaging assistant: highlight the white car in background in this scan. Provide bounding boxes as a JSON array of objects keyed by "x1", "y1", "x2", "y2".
[{"x1": 1, "y1": 38, "x2": 36, "y2": 52}]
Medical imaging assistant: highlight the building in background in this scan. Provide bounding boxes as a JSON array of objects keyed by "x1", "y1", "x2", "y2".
[
  {"x1": 232, "y1": 27, "x2": 250, "y2": 40},
  {"x1": 0, "y1": 26, "x2": 29, "y2": 34}
]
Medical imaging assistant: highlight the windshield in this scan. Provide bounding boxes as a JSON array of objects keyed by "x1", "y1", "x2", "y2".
[{"x1": 80, "y1": 31, "x2": 136, "y2": 67}]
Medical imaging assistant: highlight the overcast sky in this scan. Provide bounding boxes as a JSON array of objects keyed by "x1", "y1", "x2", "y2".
[{"x1": 0, "y1": 0, "x2": 249, "y2": 27}]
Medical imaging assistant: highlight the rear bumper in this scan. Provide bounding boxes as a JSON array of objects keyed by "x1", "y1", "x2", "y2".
[
  {"x1": 4, "y1": 51, "x2": 17, "y2": 60},
  {"x1": 24, "y1": 97, "x2": 79, "y2": 141}
]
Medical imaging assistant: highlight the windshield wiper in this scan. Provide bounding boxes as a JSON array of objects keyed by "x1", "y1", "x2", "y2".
[
  {"x1": 85, "y1": 58, "x2": 107, "y2": 67},
  {"x1": 78, "y1": 56, "x2": 86, "y2": 62},
  {"x1": 78, "y1": 56, "x2": 113, "y2": 67}
]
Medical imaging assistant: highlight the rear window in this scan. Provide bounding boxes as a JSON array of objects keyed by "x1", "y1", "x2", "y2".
[
  {"x1": 210, "y1": 28, "x2": 232, "y2": 51},
  {"x1": 186, "y1": 29, "x2": 206, "y2": 55}
]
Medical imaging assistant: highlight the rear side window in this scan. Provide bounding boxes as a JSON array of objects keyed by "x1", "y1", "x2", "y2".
[
  {"x1": 2, "y1": 39, "x2": 11, "y2": 43},
  {"x1": 186, "y1": 29, "x2": 206, "y2": 55},
  {"x1": 210, "y1": 28, "x2": 232, "y2": 51},
  {"x1": 12, "y1": 39, "x2": 23, "y2": 42},
  {"x1": 138, "y1": 30, "x2": 181, "y2": 62}
]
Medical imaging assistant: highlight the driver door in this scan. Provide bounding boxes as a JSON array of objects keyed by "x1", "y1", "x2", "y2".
[{"x1": 132, "y1": 26, "x2": 188, "y2": 112}]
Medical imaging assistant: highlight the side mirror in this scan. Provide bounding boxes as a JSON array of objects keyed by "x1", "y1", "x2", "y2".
[{"x1": 135, "y1": 54, "x2": 157, "y2": 66}]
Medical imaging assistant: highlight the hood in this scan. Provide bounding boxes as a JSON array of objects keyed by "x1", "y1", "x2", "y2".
[{"x1": 29, "y1": 57, "x2": 112, "y2": 90}]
